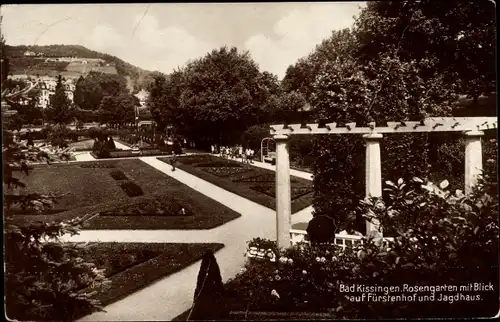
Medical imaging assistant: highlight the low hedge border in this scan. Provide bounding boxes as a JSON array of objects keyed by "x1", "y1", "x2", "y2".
[
  {"x1": 76, "y1": 242, "x2": 225, "y2": 320},
  {"x1": 91, "y1": 150, "x2": 173, "y2": 159},
  {"x1": 120, "y1": 181, "x2": 144, "y2": 197},
  {"x1": 158, "y1": 156, "x2": 313, "y2": 213},
  {"x1": 109, "y1": 169, "x2": 128, "y2": 181}
]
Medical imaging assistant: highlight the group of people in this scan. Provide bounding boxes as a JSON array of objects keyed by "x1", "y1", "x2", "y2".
[{"x1": 211, "y1": 144, "x2": 255, "y2": 164}]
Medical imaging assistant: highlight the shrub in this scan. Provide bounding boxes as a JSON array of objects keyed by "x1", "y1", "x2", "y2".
[
  {"x1": 4, "y1": 219, "x2": 110, "y2": 321},
  {"x1": 289, "y1": 135, "x2": 314, "y2": 167},
  {"x1": 306, "y1": 215, "x2": 337, "y2": 244},
  {"x1": 155, "y1": 135, "x2": 166, "y2": 148},
  {"x1": 93, "y1": 140, "x2": 111, "y2": 158},
  {"x1": 241, "y1": 124, "x2": 271, "y2": 151},
  {"x1": 109, "y1": 169, "x2": 128, "y2": 181},
  {"x1": 92, "y1": 140, "x2": 101, "y2": 153},
  {"x1": 46, "y1": 124, "x2": 73, "y2": 148},
  {"x1": 120, "y1": 181, "x2": 144, "y2": 197},
  {"x1": 188, "y1": 250, "x2": 229, "y2": 320},
  {"x1": 107, "y1": 137, "x2": 116, "y2": 150}
]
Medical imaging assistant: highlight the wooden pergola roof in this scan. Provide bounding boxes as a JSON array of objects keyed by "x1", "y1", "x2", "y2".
[{"x1": 270, "y1": 117, "x2": 497, "y2": 136}]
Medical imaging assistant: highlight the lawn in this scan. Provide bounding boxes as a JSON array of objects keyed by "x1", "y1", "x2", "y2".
[
  {"x1": 11, "y1": 159, "x2": 240, "y2": 229},
  {"x1": 6, "y1": 242, "x2": 224, "y2": 321},
  {"x1": 158, "y1": 155, "x2": 314, "y2": 213},
  {"x1": 83, "y1": 243, "x2": 224, "y2": 308}
]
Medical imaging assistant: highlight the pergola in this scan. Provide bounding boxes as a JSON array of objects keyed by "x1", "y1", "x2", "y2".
[{"x1": 270, "y1": 117, "x2": 498, "y2": 249}]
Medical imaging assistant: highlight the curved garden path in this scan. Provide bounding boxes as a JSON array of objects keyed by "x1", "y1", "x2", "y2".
[{"x1": 59, "y1": 154, "x2": 313, "y2": 321}]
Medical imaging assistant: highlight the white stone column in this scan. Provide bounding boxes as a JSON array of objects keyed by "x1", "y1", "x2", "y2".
[
  {"x1": 363, "y1": 133, "x2": 383, "y2": 235},
  {"x1": 464, "y1": 130, "x2": 484, "y2": 194},
  {"x1": 274, "y1": 134, "x2": 291, "y2": 249}
]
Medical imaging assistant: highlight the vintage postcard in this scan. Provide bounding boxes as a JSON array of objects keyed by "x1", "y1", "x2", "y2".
[{"x1": 1, "y1": 2, "x2": 498, "y2": 321}]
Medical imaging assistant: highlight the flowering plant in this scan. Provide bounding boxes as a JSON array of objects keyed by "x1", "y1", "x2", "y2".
[{"x1": 227, "y1": 162, "x2": 498, "y2": 319}]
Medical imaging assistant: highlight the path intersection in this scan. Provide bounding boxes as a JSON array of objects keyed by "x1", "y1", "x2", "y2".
[{"x1": 59, "y1": 154, "x2": 313, "y2": 321}]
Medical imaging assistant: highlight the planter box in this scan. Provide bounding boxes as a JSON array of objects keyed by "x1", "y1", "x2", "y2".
[{"x1": 246, "y1": 247, "x2": 277, "y2": 262}]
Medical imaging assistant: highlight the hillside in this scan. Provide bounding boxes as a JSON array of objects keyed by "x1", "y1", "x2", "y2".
[{"x1": 5, "y1": 44, "x2": 154, "y2": 92}]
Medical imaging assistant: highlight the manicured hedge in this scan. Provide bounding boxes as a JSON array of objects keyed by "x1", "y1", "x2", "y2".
[
  {"x1": 99, "y1": 196, "x2": 192, "y2": 217},
  {"x1": 109, "y1": 169, "x2": 128, "y2": 181}
]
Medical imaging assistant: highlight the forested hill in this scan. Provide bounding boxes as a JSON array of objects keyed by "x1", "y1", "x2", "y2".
[{"x1": 5, "y1": 44, "x2": 154, "y2": 91}]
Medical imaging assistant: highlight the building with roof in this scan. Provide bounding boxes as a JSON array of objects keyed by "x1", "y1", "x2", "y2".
[
  {"x1": 36, "y1": 76, "x2": 75, "y2": 109},
  {"x1": 134, "y1": 89, "x2": 149, "y2": 109}
]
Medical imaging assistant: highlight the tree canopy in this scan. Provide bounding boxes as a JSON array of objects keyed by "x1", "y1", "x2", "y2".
[
  {"x1": 279, "y1": 0, "x2": 497, "y2": 232},
  {"x1": 149, "y1": 46, "x2": 285, "y2": 146},
  {"x1": 74, "y1": 72, "x2": 129, "y2": 111},
  {"x1": 97, "y1": 93, "x2": 137, "y2": 126}
]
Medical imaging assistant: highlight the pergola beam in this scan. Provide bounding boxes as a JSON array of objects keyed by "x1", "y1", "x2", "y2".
[
  {"x1": 272, "y1": 116, "x2": 496, "y2": 246},
  {"x1": 270, "y1": 117, "x2": 497, "y2": 135}
]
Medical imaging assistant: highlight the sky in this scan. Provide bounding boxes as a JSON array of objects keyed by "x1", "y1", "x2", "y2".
[{"x1": 1, "y1": 2, "x2": 365, "y2": 79}]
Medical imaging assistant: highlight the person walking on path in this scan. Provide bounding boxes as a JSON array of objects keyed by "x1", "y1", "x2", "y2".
[
  {"x1": 170, "y1": 153, "x2": 177, "y2": 171},
  {"x1": 238, "y1": 145, "x2": 243, "y2": 162},
  {"x1": 243, "y1": 148, "x2": 249, "y2": 164},
  {"x1": 249, "y1": 148, "x2": 255, "y2": 164}
]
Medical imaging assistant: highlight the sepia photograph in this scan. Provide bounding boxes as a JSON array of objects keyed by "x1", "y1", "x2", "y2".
[{"x1": 1, "y1": 1, "x2": 498, "y2": 321}]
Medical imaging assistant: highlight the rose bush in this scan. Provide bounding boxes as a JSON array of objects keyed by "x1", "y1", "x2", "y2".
[{"x1": 227, "y1": 162, "x2": 498, "y2": 318}]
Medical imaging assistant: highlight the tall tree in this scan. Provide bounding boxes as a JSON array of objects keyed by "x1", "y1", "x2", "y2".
[
  {"x1": 45, "y1": 75, "x2": 73, "y2": 125},
  {"x1": 2, "y1": 44, "x2": 108, "y2": 322},
  {"x1": 282, "y1": 28, "x2": 357, "y2": 102},
  {"x1": 97, "y1": 93, "x2": 137, "y2": 127},
  {"x1": 300, "y1": 0, "x2": 497, "y2": 233},
  {"x1": 178, "y1": 46, "x2": 274, "y2": 145},
  {"x1": 0, "y1": 15, "x2": 9, "y2": 83},
  {"x1": 73, "y1": 72, "x2": 128, "y2": 111},
  {"x1": 189, "y1": 250, "x2": 228, "y2": 320},
  {"x1": 148, "y1": 70, "x2": 185, "y2": 133}
]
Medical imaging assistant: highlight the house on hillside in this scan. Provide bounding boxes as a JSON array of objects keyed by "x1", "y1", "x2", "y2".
[
  {"x1": 36, "y1": 76, "x2": 75, "y2": 109},
  {"x1": 24, "y1": 51, "x2": 36, "y2": 56},
  {"x1": 134, "y1": 89, "x2": 149, "y2": 109}
]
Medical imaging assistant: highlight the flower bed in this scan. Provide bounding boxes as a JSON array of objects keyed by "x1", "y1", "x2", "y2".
[
  {"x1": 196, "y1": 159, "x2": 242, "y2": 168},
  {"x1": 80, "y1": 163, "x2": 116, "y2": 169},
  {"x1": 109, "y1": 169, "x2": 128, "y2": 181},
  {"x1": 251, "y1": 184, "x2": 313, "y2": 199},
  {"x1": 201, "y1": 166, "x2": 253, "y2": 178},
  {"x1": 160, "y1": 155, "x2": 314, "y2": 213},
  {"x1": 99, "y1": 197, "x2": 193, "y2": 217},
  {"x1": 120, "y1": 181, "x2": 144, "y2": 197},
  {"x1": 173, "y1": 155, "x2": 211, "y2": 165},
  {"x1": 235, "y1": 174, "x2": 274, "y2": 183}
]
